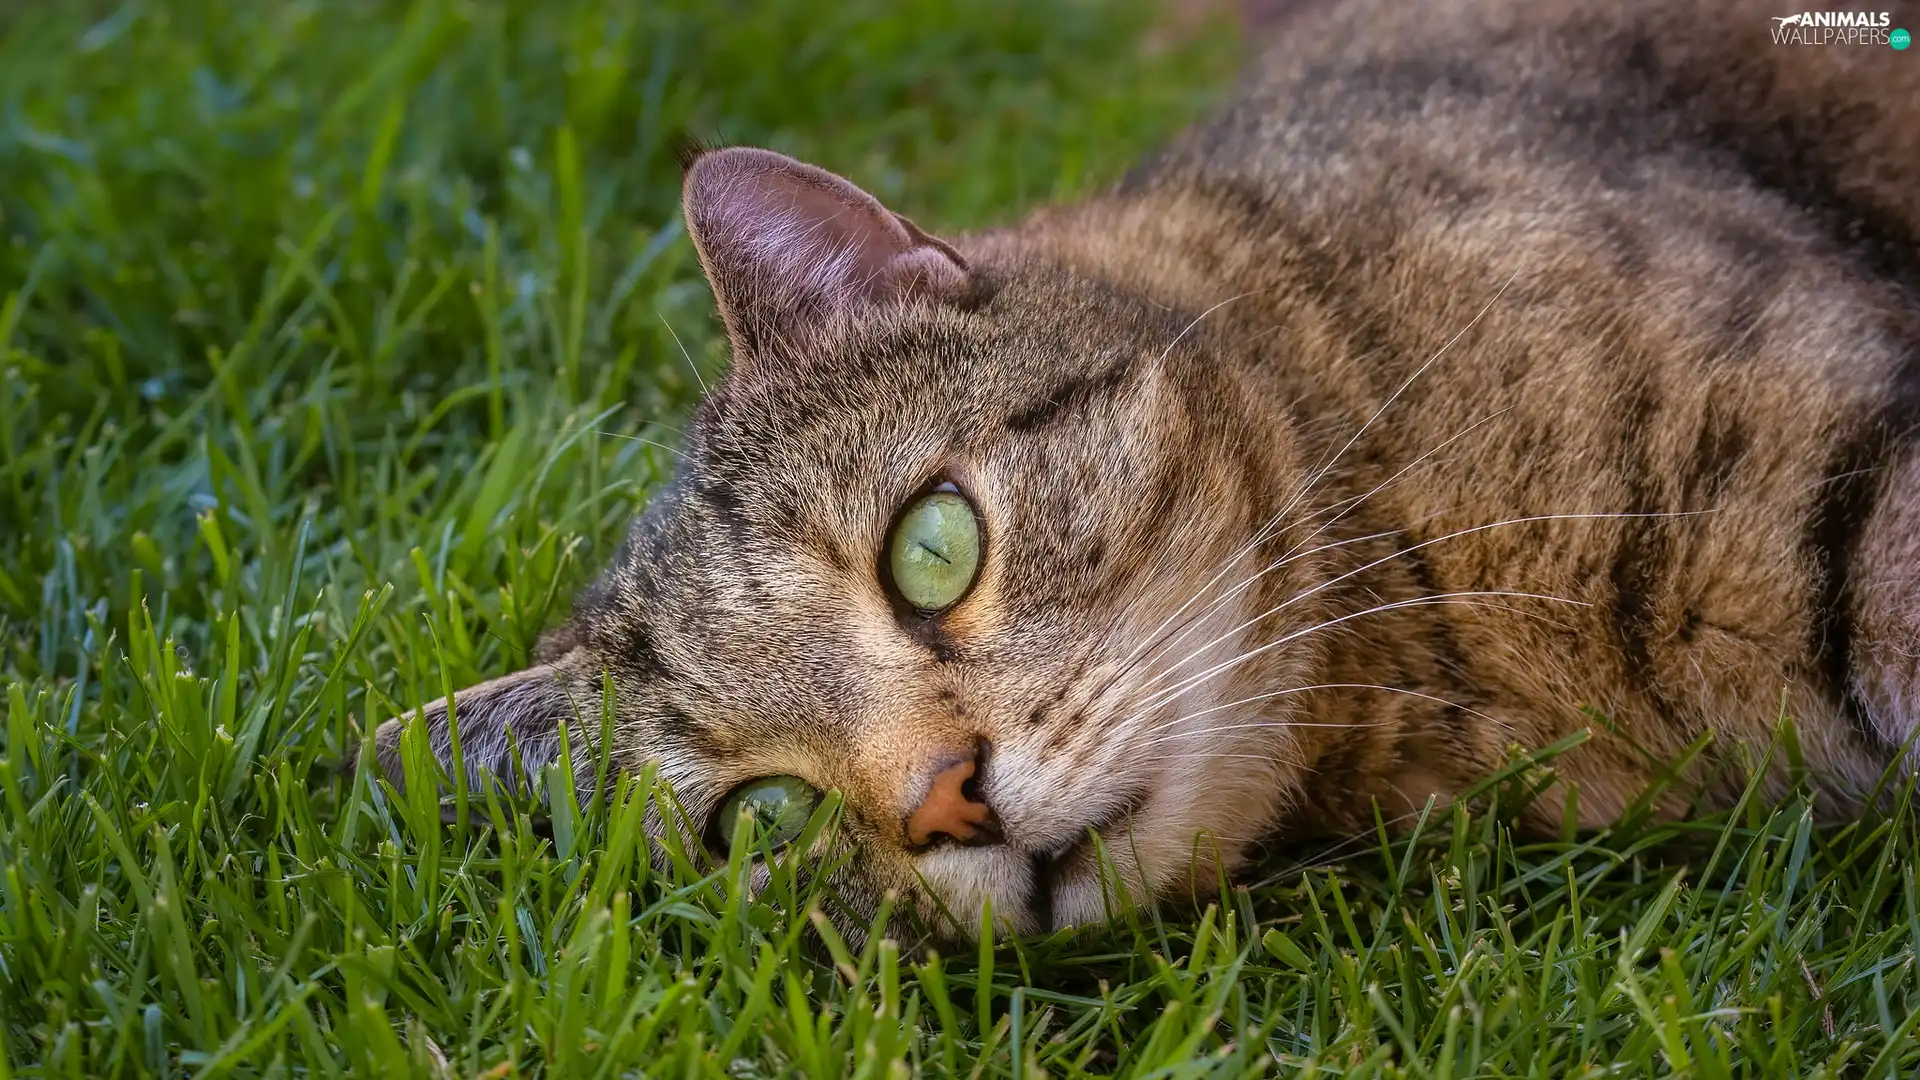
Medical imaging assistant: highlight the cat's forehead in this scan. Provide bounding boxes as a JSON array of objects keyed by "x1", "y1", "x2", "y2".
[
  {"x1": 691, "y1": 280, "x2": 1167, "y2": 461},
  {"x1": 614, "y1": 315, "x2": 984, "y2": 600},
  {"x1": 704, "y1": 313, "x2": 1004, "y2": 447},
  {"x1": 581, "y1": 282, "x2": 1179, "y2": 645}
]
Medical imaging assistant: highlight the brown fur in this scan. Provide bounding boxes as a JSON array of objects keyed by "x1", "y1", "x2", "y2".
[{"x1": 372, "y1": 0, "x2": 1920, "y2": 942}]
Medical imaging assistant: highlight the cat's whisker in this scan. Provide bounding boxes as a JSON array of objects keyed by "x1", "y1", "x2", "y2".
[
  {"x1": 1128, "y1": 682, "x2": 1507, "y2": 749},
  {"x1": 1118, "y1": 526, "x2": 1405, "y2": 681},
  {"x1": 1113, "y1": 499, "x2": 1303, "y2": 673},
  {"x1": 1113, "y1": 328, "x2": 1493, "y2": 682},
  {"x1": 1104, "y1": 511, "x2": 1607, "y2": 752},
  {"x1": 1129, "y1": 590, "x2": 1588, "y2": 718},
  {"x1": 1136, "y1": 277, "x2": 1530, "y2": 660},
  {"x1": 1144, "y1": 717, "x2": 1398, "y2": 744},
  {"x1": 1268, "y1": 406, "x2": 1519, "y2": 565},
  {"x1": 1130, "y1": 509, "x2": 1706, "y2": 698},
  {"x1": 1135, "y1": 595, "x2": 1579, "y2": 722},
  {"x1": 1072, "y1": 291, "x2": 1293, "y2": 681},
  {"x1": 1091, "y1": 512, "x2": 1288, "y2": 709},
  {"x1": 1217, "y1": 405, "x2": 1520, "y2": 590},
  {"x1": 1112, "y1": 508, "x2": 1225, "y2": 663},
  {"x1": 1099, "y1": 493, "x2": 1369, "y2": 711},
  {"x1": 1280, "y1": 269, "x2": 1523, "y2": 532},
  {"x1": 1114, "y1": 598, "x2": 1568, "y2": 737},
  {"x1": 1155, "y1": 288, "x2": 1264, "y2": 366},
  {"x1": 1112, "y1": 376, "x2": 1420, "y2": 678},
  {"x1": 1118, "y1": 404, "x2": 1520, "y2": 687},
  {"x1": 1104, "y1": 382, "x2": 1483, "y2": 689}
]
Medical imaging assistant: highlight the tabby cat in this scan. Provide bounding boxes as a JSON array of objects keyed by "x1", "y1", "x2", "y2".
[{"x1": 372, "y1": 0, "x2": 1920, "y2": 941}]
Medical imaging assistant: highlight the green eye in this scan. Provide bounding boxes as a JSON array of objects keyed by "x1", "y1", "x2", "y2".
[
  {"x1": 886, "y1": 487, "x2": 983, "y2": 613},
  {"x1": 716, "y1": 775, "x2": 820, "y2": 853}
]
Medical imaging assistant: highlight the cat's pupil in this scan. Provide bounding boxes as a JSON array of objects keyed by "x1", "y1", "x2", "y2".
[
  {"x1": 885, "y1": 488, "x2": 982, "y2": 614},
  {"x1": 715, "y1": 776, "x2": 820, "y2": 854}
]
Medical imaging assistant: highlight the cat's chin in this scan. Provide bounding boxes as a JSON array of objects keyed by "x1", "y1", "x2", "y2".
[
  {"x1": 907, "y1": 810, "x2": 1246, "y2": 938},
  {"x1": 1028, "y1": 832, "x2": 1130, "y2": 933},
  {"x1": 902, "y1": 842, "x2": 1102, "y2": 939},
  {"x1": 908, "y1": 842, "x2": 1048, "y2": 936}
]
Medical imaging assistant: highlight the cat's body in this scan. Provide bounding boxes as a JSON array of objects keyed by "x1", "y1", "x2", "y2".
[
  {"x1": 375, "y1": 0, "x2": 1920, "y2": 940},
  {"x1": 1038, "y1": 0, "x2": 1920, "y2": 832}
]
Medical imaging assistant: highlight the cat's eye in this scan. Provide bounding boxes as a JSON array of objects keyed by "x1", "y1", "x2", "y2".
[
  {"x1": 715, "y1": 775, "x2": 820, "y2": 853},
  {"x1": 886, "y1": 485, "x2": 982, "y2": 614}
]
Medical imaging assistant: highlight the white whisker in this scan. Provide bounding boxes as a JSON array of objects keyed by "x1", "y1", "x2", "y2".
[
  {"x1": 1133, "y1": 509, "x2": 1702, "y2": 698},
  {"x1": 657, "y1": 311, "x2": 709, "y2": 393},
  {"x1": 1133, "y1": 590, "x2": 1588, "y2": 717},
  {"x1": 1129, "y1": 682, "x2": 1508, "y2": 750},
  {"x1": 1120, "y1": 404, "x2": 1521, "y2": 692},
  {"x1": 590, "y1": 430, "x2": 688, "y2": 461},
  {"x1": 1272, "y1": 406, "x2": 1517, "y2": 563},
  {"x1": 1285, "y1": 269, "x2": 1523, "y2": 526}
]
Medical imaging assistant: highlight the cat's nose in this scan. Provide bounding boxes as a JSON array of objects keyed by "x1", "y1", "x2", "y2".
[{"x1": 904, "y1": 745, "x2": 1003, "y2": 849}]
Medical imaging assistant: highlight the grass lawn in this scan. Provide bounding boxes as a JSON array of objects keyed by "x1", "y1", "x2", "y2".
[{"x1": 3, "y1": 0, "x2": 1919, "y2": 1075}]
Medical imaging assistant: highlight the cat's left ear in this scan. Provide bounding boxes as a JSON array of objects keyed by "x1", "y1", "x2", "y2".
[
  {"x1": 367, "y1": 649, "x2": 592, "y2": 796},
  {"x1": 681, "y1": 146, "x2": 973, "y2": 362}
]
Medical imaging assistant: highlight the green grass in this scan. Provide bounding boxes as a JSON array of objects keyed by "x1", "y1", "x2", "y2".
[{"x1": 2, "y1": 0, "x2": 1918, "y2": 1075}]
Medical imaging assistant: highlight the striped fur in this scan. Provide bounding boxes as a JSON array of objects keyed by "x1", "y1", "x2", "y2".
[{"x1": 373, "y1": 0, "x2": 1920, "y2": 943}]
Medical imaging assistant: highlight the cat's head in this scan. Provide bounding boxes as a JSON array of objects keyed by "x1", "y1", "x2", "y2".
[{"x1": 371, "y1": 148, "x2": 1330, "y2": 941}]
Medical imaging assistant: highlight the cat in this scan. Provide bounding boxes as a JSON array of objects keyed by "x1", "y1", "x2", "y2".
[{"x1": 370, "y1": 0, "x2": 1920, "y2": 942}]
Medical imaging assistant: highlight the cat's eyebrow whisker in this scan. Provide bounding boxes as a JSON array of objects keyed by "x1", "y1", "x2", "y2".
[
  {"x1": 1130, "y1": 509, "x2": 1706, "y2": 698},
  {"x1": 596, "y1": 416, "x2": 690, "y2": 437},
  {"x1": 1129, "y1": 590, "x2": 1589, "y2": 718},
  {"x1": 657, "y1": 311, "x2": 710, "y2": 394},
  {"x1": 589, "y1": 430, "x2": 689, "y2": 460},
  {"x1": 1154, "y1": 287, "x2": 1273, "y2": 367}
]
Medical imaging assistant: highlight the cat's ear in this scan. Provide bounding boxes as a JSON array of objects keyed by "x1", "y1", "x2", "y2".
[
  {"x1": 681, "y1": 146, "x2": 972, "y2": 362},
  {"x1": 368, "y1": 650, "x2": 592, "y2": 796}
]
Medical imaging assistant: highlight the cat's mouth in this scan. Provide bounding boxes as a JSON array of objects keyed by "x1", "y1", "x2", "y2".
[{"x1": 1025, "y1": 788, "x2": 1150, "y2": 931}]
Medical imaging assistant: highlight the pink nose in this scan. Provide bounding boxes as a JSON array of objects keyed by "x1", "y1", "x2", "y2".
[{"x1": 905, "y1": 757, "x2": 1000, "y2": 848}]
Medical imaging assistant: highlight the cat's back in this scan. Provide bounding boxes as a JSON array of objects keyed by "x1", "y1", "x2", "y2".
[
  {"x1": 1068, "y1": 0, "x2": 1920, "y2": 816},
  {"x1": 1125, "y1": 0, "x2": 1920, "y2": 528},
  {"x1": 1143, "y1": 0, "x2": 1920, "y2": 287}
]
